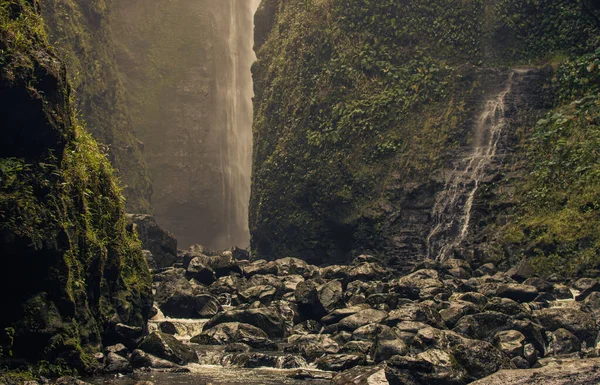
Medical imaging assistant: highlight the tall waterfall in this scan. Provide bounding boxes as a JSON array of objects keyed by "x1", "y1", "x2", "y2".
[
  {"x1": 426, "y1": 71, "x2": 524, "y2": 261},
  {"x1": 217, "y1": 0, "x2": 260, "y2": 249}
]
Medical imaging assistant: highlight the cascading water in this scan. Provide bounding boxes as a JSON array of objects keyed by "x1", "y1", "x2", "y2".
[
  {"x1": 216, "y1": 0, "x2": 260, "y2": 249},
  {"x1": 426, "y1": 71, "x2": 525, "y2": 262}
]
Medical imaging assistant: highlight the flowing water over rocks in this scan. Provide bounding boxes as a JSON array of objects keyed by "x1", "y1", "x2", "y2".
[
  {"x1": 74, "y1": 246, "x2": 600, "y2": 385},
  {"x1": 427, "y1": 71, "x2": 526, "y2": 262}
]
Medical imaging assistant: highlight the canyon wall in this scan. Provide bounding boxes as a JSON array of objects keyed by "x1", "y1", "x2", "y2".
[
  {"x1": 42, "y1": 0, "x2": 153, "y2": 213},
  {"x1": 111, "y1": 1, "x2": 258, "y2": 250},
  {"x1": 0, "y1": 0, "x2": 152, "y2": 372},
  {"x1": 250, "y1": 0, "x2": 600, "y2": 274}
]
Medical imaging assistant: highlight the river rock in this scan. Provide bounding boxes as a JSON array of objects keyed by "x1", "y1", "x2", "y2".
[
  {"x1": 453, "y1": 311, "x2": 512, "y2": 341},
  {"x1": 315, "y1": 353, "x2": 367, "y2": 371},
  {"x1": 191, "y1": 322, "x2": 276, "y2": 350},
  {"x1": 550, "y1": 328, "x2": 582, "y2": 355},
  {"x1": 470, "y1": 357, "x2": 600, "y2": 385},
  {"x1": 533, "y1": 307, "x2": 597, "y2": 346},
  {"x1": 493, "y1": 330, "x2": 526, "y2": 358},
  {"x1": 186, "y1": 257, "x2": 216, "y2": 284},
  {"x1": 439, "y1": 300, "x2": 480, "y2": 328},
  {"x1": 288, "y1": 334, "x2": 340, "y2": 361},
  {"x1": 332, "y1": 363, "x2": 389, "y2": 385},
  {"x1": 203, "y1": 307, "x2": 286, "y2": 338},
  {"x1": 385, "y1": 302, "x2": 446, "y2": 329},
  {"x1": 130, "y1": 349, "x2": 180, "y2": 369},
  {"x1": 338, "y1": 309, "x2": 388, "y2": 332},
  {"x1": 138, "y1": 332, "x2": 197, "y2": 365},
  {"x1": 103, "y1": 352, "x2": 132, "y2": 374}
]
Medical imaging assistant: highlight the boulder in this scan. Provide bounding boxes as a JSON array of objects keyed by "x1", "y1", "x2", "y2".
[
  {"x1": 338, "y1": 309, "x2": 388, "y2": 332},
  {"x1": 452, "y1": 339, "x2": 515, "y2": 381},
  {"x1": 185, "y1": 257, "x2": 216, "y2": 285},
  {"x1": 238, "y1": 285, "x2": 277, "y2": 304},
  {"x1": 315, "y1": 353, "x2": 367, "y2": 371},
  {"x1": 203, "y1": 307, "x2": 286, "y2": 338},
  {"x1": 321, "y1": 304, "x2": 371, "y2": 325},
  {"x1": 103, "y1": 352, "x2": 132, "y2": 374},
  {"x1": 453, "y1": 311, "x2": 512, "y2": 341},
  {"x1": 289, "y1": 334, "x2": 340, "y2": 361},
  {"x1": 496, "y1": 284, "x2": 539, "y2": 303},
  {"x1": 550, "y1": 328, "x2": 582, "y2": 355},
  {"x1": 397, "y1": 269, "x2": 450, "y2": 300},
  {"x1": 505, "y1": 260, "x2": 535, "y2": 282},
  {"x1": 385, "y1": 303, "x2": 446, "y2": 329},
  {"x1": 332, "y1": 363, "x2": 389, "y2": 385},
  {"x1": 469, "y1": 357, "x2": 600, "y2": 385},
  {"x1": 533, "y1": 307, "x2": 597, "y2": 346},
  {"x1": 371, "y1": 327, "x2": 408, "y2": 363},
  {"x1": 483, "y1": 297, "x2": 528, "y2": 316},
  {"x1": 126, "y1": 214, "x2": 177, "y2": 267},
  {"x1": 493, "y1": 330, "x2": 526, "y2": 358},
  {"x1": 190, "y1": 322, "x2": 276, "y2": 350},
  {"x1": 137, "y1": 332, "x2": 197, "y2": 365},
  {"x1": 439, "y1": 301, "x2": 480, "y2": 328}
]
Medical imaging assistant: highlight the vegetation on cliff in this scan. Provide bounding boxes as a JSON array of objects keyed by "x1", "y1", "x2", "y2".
[
  {"x1": 40, "y1": 0, "x2": 152, "y2": 213},
  {"x1": 250, "y1": 0, "x2": 600, "y2": 272},
  {"x1": 0, "y1": 0, "x2": 151, "y2": 376}
]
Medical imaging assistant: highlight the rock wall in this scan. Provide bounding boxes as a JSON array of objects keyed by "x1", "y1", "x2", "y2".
[
  {"x1": 250, "y1": 0, "x2": 600, "y2": 272},
  {"x1": 110, "y1": 1, "x2": 257, "y2": 250},
  {"x1": 41, "y1": 0, "x2": 153, "y2": 213},
  {"x1": 0, "y1": 0, "x2": 152, "y2": 373}
]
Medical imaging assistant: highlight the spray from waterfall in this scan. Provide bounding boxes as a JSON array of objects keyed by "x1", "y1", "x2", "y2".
[
  {"x1": 217, "y1": 1, "x2": 260, "y2": 249},
  {"x1": 426, "y1": 71, "x2": 525, "y2": 262}
]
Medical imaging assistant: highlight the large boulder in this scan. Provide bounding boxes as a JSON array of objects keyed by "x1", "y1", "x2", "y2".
[
  {"x1": 288, "y1": 334, "x2": 341, "y2": 361},
  {"x1": 385, "y1": 303, "x2": 446, "y2": 329},
  {"x1": 315, "y1": 353, "x2": 367, "y2": 371},
  {"x1": 191, "y1": 322, "x2": 275, "y2": 350},
  {"x1": 338, "y1": 309, "x2": 388, "y2": 332},
  {"x1": 470, "y1": 358, "x2": 600, "y2": 385},
  {"x1": 533, "y1": 308, "x2": 597, "y2": 346},
  {"x1": 295, "y1": 279, "x2": 344, "y2": 319},
  {"x1": 203, "y1": 307, "x2": 286, "y2": 338},
  {"x1": 496, "y1": 284, "x2": 539, "y2": 303},
  {"x1": 127, "y1": 214, "x2": 177, "y2": 268},
  {"x1": 332, "y1": 363, "x2": 389, "y2": 385},
  {"x1": 138, "y1": 332, "x2": 197, "y2": 365}
]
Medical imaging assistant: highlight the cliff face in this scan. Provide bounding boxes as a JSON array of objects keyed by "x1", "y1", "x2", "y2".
[
  {"x1": 250, "y1": 0, "x2": 600, "y2": 273},
  {"x1": 40, "y1": 0, "x2": 153, "y2": 213},
  {"x1": 110, "y1": 0, "x2": 257, "y2": 250},
  {"x1": 0, "y1": 0, "x2": 151, "y2": 373}
]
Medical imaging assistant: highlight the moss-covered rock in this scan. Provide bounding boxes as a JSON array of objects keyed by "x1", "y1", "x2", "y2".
[
  {"x1": 40, "y1": 0, "x2": 153, "y2": 213},
  {"x1": 249, "y1": 0, "x2": 600, "y2": 272},
  {"x1": 0, "y1": 0, "x2": 152, "y2": 374}
]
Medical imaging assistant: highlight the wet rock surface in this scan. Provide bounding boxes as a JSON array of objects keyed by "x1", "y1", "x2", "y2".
[{"x1": 76, "y1": 253, "x2": 600, "y2": 384}]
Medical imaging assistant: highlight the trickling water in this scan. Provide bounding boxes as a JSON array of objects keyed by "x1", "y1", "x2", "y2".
[
  {"x1": 215, "y1": 0, "x2": 260, "y2": 249},
  {"x1": 427, "y1": 71, "x2": 524, "y2": 262}
]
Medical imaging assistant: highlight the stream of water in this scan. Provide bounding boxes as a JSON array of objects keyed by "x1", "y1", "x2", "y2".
[{"x1": 426, "y1": 71, "x2": 525, "y2": 261}]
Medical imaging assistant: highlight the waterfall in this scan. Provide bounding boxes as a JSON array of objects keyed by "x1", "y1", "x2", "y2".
[
  {"x1": 426, "y1": 71, "x2": 524, "y2": 262},
  {"x1": 217, "y1": 0, "x2": 260, "y2": 249}
]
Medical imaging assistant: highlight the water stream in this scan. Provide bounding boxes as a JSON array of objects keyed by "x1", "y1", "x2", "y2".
[
  {"x1": 216, "y1": 0, "x2": 261, "y2": 249},
  {"x1": 426, "y1": 71, "x2": 525, "y2": 261}
]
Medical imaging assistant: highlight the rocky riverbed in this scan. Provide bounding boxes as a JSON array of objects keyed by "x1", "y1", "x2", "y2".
[{"x1": 31, "y1": 243, "x2": 599, "y2": 385}]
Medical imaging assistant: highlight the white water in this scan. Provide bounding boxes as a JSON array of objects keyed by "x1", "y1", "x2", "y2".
[
  {"x1": 216, "y1": 0, "x2": 261, "y2": 249},
  {"x1": 427, "y1": 71, "x2": 524, "y2": 262}
]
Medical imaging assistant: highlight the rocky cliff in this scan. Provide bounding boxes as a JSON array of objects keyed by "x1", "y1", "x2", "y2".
[
  {"x1": 250, "y1": 0, "x2": 600, "y2": 274},
  {"x1": 0, "y1": 0, "x2": 151, "y2": 375},
  {"x1": 110, "y1": 0, "x2": 256, "y2": 250},
  {"x1": 40, "y1": 0, "x2": 153, "y2": 213}
]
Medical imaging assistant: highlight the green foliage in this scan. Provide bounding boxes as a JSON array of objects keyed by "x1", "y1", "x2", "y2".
[
  {"x1": 41, "y1": 0, "x2": 152, "y2": 213},
  {"x1": 0, "y1": 0, "x2": 151, "y2": 373},
  {"x1": 500, "y1": 50, "x2": 600, "y2": 276},
  {"x1": 250, "y1": 0, "x2": 600, "y2": 264}
]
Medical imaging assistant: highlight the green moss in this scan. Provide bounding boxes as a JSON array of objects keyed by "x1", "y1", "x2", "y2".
[
  {"x1": 250, "y1": 0, "x2": 600, "y2": 264},
  {"x1": 496, "y1": 49, "x2": 600, "y2": 276},
  {"x1": 0, "y1": 0, "x2": 151, "y2": 374},
  {"x1": 41, "y1": 0, "x2": 152, "y2": 213}
]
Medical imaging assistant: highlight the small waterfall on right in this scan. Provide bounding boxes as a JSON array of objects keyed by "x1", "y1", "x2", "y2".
[{"x1": 426, "y1": 71, "x2": 525, "y2": 262}]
